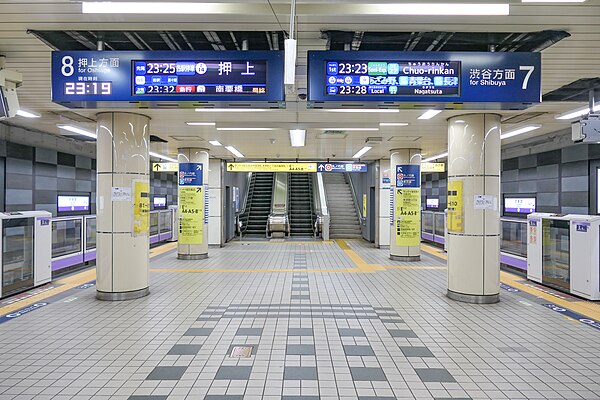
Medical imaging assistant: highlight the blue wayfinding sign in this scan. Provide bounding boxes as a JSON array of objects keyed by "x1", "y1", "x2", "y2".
[
  {"x1": 179, "y1": 163, "x2": 203, "y2": 186},
  {"x1": 308, "y1": 51, "x2": 541, "y2": 108},
  {"x1": 51, "y1": 50, "x2": 284, "y2": 107},
  {"x1": 317, "y1": 162, "x2": 367, "y2": 173},
  {"x1": 396, "y1": 165, "x2": 420, "y2": 188}
]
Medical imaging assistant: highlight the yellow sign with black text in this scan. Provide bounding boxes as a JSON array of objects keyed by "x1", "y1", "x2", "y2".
[
  {"x1": 179, "y1": 186, "x2": 204, "y2": 245},
  {"x1": 395, "y1": 188, "x2": 420, "y2": 246},
  {"x1": 447, "y1": 179, "x2": 464, "y2": 233},
  {"x1": 226, "y1": 162, "x2": 317, "y2": 173},
  {"x1": 362, "y1": 194, "x2": 367, "y2": 218},
  {"x1": 421, "y1": 162, "x2": 445, "y2": 173},
  {"x1": 152, "y1": 162, "x2": 178, "y2": 172},
  {"x1": 133, "y1": 180, "x2": 150, "y2": 235}
]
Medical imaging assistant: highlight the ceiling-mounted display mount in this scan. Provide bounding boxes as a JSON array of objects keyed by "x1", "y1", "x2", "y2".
[
  {"x1": 307, "y1": 50, "x2": 541, "y2": 110},
  {"x1": 51, "y1": 50, "x2": 285, "y2": 109}
]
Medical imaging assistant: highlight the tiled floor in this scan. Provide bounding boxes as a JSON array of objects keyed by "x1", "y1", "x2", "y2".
[{"x1": 1, "y1": 240, "x2": 600, "y2": 400}]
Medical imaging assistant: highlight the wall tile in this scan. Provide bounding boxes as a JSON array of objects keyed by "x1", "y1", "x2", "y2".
[
  {"x1": 37, "y1": 162, "x2": 57, "y2": 177},
  {"x1": 562, "y1": 145, "x2": 588, "y2": 163},
  {"x1": 537, "y1": 179, "x2": 559, "y2": 192},
  {"x1": 538, "y1": 192, "x2": 559, "y2": 207},
  {"x1": 36, "y1": 148, "x2": 57, "y2": 164},
  {"x1": 517, "y1": 167, "x2": 537, "y2": 181},
  {"x1": 5, "y1": 189, "x2": 32, "y2": 205},
  {"x1": 75, "y1": 155, "x2": 92, "y2": 169},
  {"x1": 561, "y1": 160, "x2": 588, "y2": 177},
  {"x1": 6, "y1": 158, "x2": 33, "y2": 175},
  {"x1": 536, "y1": 149, "x2": 561, "y2": 166},
  {"x1": 76, "y1": 180, "x2": 92, "y2": 192},
  {"x1": 560, "y1": 191, "x2": 588, "y2": 207},
  {"x1": 57, "y1": 165, "x2": 76, "y2": 179},
  {"x1": 502, "y1": 158, "x2": 518, "y2": 171},
  {"x1": 6, "y1": 173, "x2": 33, "y2": 190},
  {"x1": 6, "y1": 142, "x2": 33, "y2": 160},
  {"x1": 35, "y1": 177, "x2": 58, "y2": 191},
  {"x1": 518, "y1": 154, "x2": 537, "y2": 169},
  {"x1": 536, "y1": 164, "x2": 559, "y2": 179},
  {"x1": 57, "y1": 178, "x2": 76, "y2": 191},
  {"x1": 501, "y1": 169, "x2": 518, "y2": 182},
  {"x1": 57, "y1": 152, "x2": 76, "y2": 166},
  {"x1": 561, "y1": 176, "x2": 588, "y2": 192}
]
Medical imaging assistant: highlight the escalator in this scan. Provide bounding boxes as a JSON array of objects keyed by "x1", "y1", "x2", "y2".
[
  {"x1": 288, "y1": 173, "x2": 314, "y2": 237},
  {"x1": 241, "y1": 172, "x2": 274, "y2": 237}
]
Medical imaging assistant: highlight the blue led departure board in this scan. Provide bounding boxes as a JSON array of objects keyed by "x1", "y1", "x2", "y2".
[
  {"x1": 51, "y1": 51, "x2": 284, "y2": 107},
  {"x1": 308, "y1": 51, "x2": 541, "y2": 108}
]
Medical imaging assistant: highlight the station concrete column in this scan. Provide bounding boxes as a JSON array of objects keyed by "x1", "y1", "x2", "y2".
[
  {"x1": 96, "y1": 112, "x2": 151, "y2": 301},
  {"x1": 177, "y1": 148, "x2": 209, "y2": 260},
  {"x1": 390, "y1": 148, "x2": 421, "y2": 261},
  {"x1": 446, "y1": 114, "x2": 501, "y2": 304}
]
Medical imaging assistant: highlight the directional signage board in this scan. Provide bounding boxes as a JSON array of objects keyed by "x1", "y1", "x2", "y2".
[
  {"x1": 307, "y1": 51, "x2": 541, "y2": 109},
  {"x1": 227, "y1": 163, "x2": 317, "y2": 173},
  {"x1": 51, "y1": 50, "x2": 284, "y2": 107},
  {"x1": 179, "y1": 163, "x2": 203, "y2": 186},
  {"x1": 421, "y1": 162, "x2": 445, "y2": 173},
  {"x1": 316, "y1": 162, "x2": 367, "y2": 173},
  {"x1": 152, "y1": 162, "x2": 178, "y2": 172},
  {"x1": 396, "y1": 165, "x2": 420, "y2": 188}
]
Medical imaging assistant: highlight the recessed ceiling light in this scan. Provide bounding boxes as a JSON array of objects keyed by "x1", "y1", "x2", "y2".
[
  {"x1": 317, "y1": 128, "x2": 379, "y2": 131},
  {"x1": 216, "y1": 127, "x2": 275, "y2": 131},
  {"x1": 379, "y1": 122, "x2": 409, "y2": 127},
  {"x1": 500, "y1": 124, "x2": 542, "y2": 140},
  {"x1": 418, "y1": 110, "x2": 443, "y2": 120},
  {"x1": 186, "y1": 122, "x2": 216, "y2": 126},
  {"x1": 16, "y1": 109, "x2": 40, "y2": 118},
  {"x1": 225, "y1": 146, "x2": 244, "y2": 158},
  {"x1": 57, "y1": 124, "x2": 97, "y2": 139},
  {"x1": 149, "y1": 151, "x2": 177, "y2": 163},
  {"x1": 290, "y1": 129, "x2": 306, "y2": 147},
  {"x1": 422, "y1": 152, "x2": 448, "y2": 162},
  {"x1": 555, "y1": 102, "x2": 600, "y2": 120},
  {"x1": 352, "y1": 146, "x2": 372, "y2": 159},
  {"x1": 369, "y1": 3, "x2": 510, "y2": 15},
  {"x1": 325, "y1": 109, "x2": 399, "y2": 113},
  {"x1": 209, "y1": 140, "x2": 222, "y2": 146},
  {"x1": 522, "y1": 0, "x2": 584, "y2": 2},
  {"x1": 82, "y1": 1, "x2": 227, "y2": 13},
  {"x1": 195, "y1": 108, "x2": 268, "y2": 112}
]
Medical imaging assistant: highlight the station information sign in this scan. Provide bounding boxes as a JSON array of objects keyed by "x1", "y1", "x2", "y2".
[
  {"x1": 308, "y1": 51, "x2": 541, "y2": 106},
  {"x1": 51, "y1": 50, "x2": 284, "y2": 107}
]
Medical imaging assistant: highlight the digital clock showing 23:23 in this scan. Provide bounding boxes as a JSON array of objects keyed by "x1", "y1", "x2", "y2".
[{"x1": 64, "y1": 82, "x2": 112, "y2": 95}]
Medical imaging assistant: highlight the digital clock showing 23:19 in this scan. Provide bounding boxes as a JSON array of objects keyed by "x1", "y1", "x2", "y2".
[{"x1": 64, "y1": 82, "x2": 112, "y2": 95}]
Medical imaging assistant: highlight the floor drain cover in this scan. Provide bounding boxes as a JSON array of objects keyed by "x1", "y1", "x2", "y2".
[{"x1": 230, "y1": 346, "x2": 253, "y2": 358}]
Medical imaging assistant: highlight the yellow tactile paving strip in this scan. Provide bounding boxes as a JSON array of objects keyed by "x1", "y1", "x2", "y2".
[{"x1": 421, "y1": 242, "x2": 600, "y2": 322}]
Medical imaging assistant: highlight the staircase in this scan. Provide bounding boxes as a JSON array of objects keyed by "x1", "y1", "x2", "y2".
[
  {"x1": 241, "y1": 172, "x2": 274, "y2": 237},
  {"x1": 323, "y1": 173, "x2": 362, "y2": 239},
  {"x1": 288, "y1": 173, "x2": 315, "y2": 237}
]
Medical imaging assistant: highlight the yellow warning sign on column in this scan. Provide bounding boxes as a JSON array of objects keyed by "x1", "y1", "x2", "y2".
[
  {"x1": 133, "y1": 180, "x2": 150, "y2": 235},
  {"x1": 395, "y1": 188, "x2": 420, "y2": 246},
  {"x1": 179, "y1": 186, "x2": 204, "y2": 245},
  {"x1": 447, "y1": 179, "x2": 464, "y2": 233}
]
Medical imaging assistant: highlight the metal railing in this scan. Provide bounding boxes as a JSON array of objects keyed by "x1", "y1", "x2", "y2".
[
  {"x1": 267, "y1": 172, "x2": 290, "y2": 238},
  {"x1": 312, "y1": 173, "x2": 330, "y2": 239}
]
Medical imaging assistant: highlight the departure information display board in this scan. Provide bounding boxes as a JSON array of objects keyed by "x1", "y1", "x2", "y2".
[
  {"x1": 325, "y1": 61, "x2": 460, "y2": 97},
  {"x1": 51, "y1": 50, "x2": 284, "y2": 107},
  {"x1": 308, "y1": 51, "x2": 541, "y2": 107}
]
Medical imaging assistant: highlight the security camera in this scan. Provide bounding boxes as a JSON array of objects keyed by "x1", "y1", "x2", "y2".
[
  {"x1": 0, "y1": 66, "x2": 23, "y2": 120},
  {"x1": 297, "y1": 88, "x2": 307, "y2": 101},
  {"x1": 332, "y1": 154, "x2": 336, "y2": 158}
]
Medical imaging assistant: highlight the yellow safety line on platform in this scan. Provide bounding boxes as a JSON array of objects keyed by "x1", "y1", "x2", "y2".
[
  {"x1": 420, "y1": 242, "x2": 600, "y2": 322},
  {"x1": 0, "y1": 242, "x2": 176, "y2": 316},
  {"x1": 334, "y1": 240, "x2": 384, "y2": 272},
  {"x1": 237, "y1": 241, "x2": 334, "y2": 245}
]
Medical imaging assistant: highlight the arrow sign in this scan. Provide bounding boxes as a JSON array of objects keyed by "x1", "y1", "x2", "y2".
[
  {"x1": 152, "y1": 162, "x2": 178, "y2": 172},
  {"x1": 154, "y1": 164, "x2": 160, "y2": 171}
]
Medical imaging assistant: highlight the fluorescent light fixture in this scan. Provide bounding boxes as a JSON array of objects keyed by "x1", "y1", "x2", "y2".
[
  {"x1": 352, "y1": 146, "x2": 372, "y2": 159},
  {"x1": 209, "y1": 140, "x2": 222, "y2": 146},
  {"x1": 82, "y1": 2, "x2": 226, "y2": 13},
  {"x1": 225, "y1": 146, "x2": 244, "y2": 158},
  {"x1": 216, "y1": 127, "x2": 275, "y2": 131},
  {"x1": 195, "y1": 108, "x2": 267, "y2": 112},
  {"x1": 500, "y1": 124, "x2": 542, "y2": 140},
  {"x1": 186, "y1": 122, "x2": 216, "y2": 126},
  {"x1": 379, "y1": 122, "x2": 408, "y2": 127},
  {"x1": 317, "y1": 128, "x2": 379, "y2": 131},
  {"x1": 284, "y1": 38, "x2": 297, "y2": 85},
  {"x1": 422, "y1": 152, "x2": 448, "y2": 163},
  {"x1": 290, "y1": 129, "x2": 306, "y2": 147},
  {"x1": 555, "y1": 102, "x2": 600, "y2": 120},
  {"x1": 369, "y1": 3, "x2": 509, "y2": 15},
  {"x1": 149, "y1": 151, "x2": 177, "y2": 163},
  {"x1": 57, "y1": 124, "x2": 97, "y2": 139},
  {"x1": 16, "y1": 109, "x2": 40, "y2": 118},
  {"x1": 418, "y1": 110, "x2": 443, "y2": 120},
  {"x1": 325, "y1": 109, "x2": 399, "y2": 113},
  {"x1": 522, "y1": 0, "x2": 584, "y2": 2}
]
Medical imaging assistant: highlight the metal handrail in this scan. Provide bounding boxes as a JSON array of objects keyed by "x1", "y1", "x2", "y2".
[
  {"x1": 312, "y1": 173, "x2": 330, "y2": 239},
  {"x1": 239, "y1": 172, "x2": 252, "y2": 216},
  {"x1": 345, "y1": 172, "x2": 364, "y2": 225}
]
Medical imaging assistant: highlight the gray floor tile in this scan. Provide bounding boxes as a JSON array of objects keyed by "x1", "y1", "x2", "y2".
[
  {"x1": 338, "y1": 328, "x2": 366, "y2": 337},
  {"x1": 282, "y1": 397, "x2": 321, "y2": 400},
  {"x1": 215, "y1": 366, "x2": 252, "y2": 380},
  {"x1": 167, "y1": 344, "x2": 202, "y2": 355},
  {"x1": 350, "y1": 367, "x2": 387, "y2": 381},
  {"x1": 128, "y1": 396, "x2": 169, "y2": 400},
  {"x1": 204, "y1": 396, "x2": 245, "y2": 400},
  {"x1": 146, "y1": 366, "x2": 187, "y2": 380},
  {"x1": 236, "y1": 327, "x2": 263, "y2": 336},
  {"x1": 399, "y1": 346, "x2": 434, "y2": 357},
  {"x1": 343, "y1": 345, "x2": 375, "y2": 356},
  {"x1": 381, "y1": 319, "x2": 404, "y2": 323},
  {"x1": 388, "y1": 329, "x2": 418, "y2": 338},
  {"x1": 284, "y1": 366, "x2": 318, "y2": 380},
  {"x1": 288, "y1": 328, "x2": 314, "y2": 336},
  {"x1": 183, "y1": 328, "x2": 213, "y2": 336},
  {"x1": 358, "y1": 397, "x2": 397, "y2": 400},
  {"x1": 291, "y1": 294, "x2": 310, "y2": 299},
  {"x1": 286, "y1": 344, "x2": 316, "y2": 355},
  {"x1": 415, "y1": 368, "x2": 456, "y2": 383}
]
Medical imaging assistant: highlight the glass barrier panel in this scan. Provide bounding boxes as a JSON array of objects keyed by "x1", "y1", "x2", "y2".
[
  {"x1": 542, "y1": 219, "x2": 570, "y2": 291},
  {"x1": 159, "y1": 210, "x2": 171, "y2": 233},
  {"x1": 434, "y1": 213, "x2": 445, "y2": 237},
  {"x1": 500, "y1": 220, "x2": 527, "y2": 257},
  {"x1": 150, "y1": 212, "x2": 159, "y2": 235},
  {"x1": 86, "y1": 217, "x2": 97, "y2": 250},
  {"x1": 422, "y1": 211, "x2": 434, "y2": 234},
  {"x1": 52, "y1": 219, "x2": 82, "y2": 258},
  {"x1": 2, "y1": 218, "x2": 34, "y2": 295}
]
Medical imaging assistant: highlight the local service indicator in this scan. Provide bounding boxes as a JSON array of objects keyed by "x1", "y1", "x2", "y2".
[
  {"x1": 132, "y1": 60, "x2": 268, "y2": 96},
  {"x1": 325, "y1": 61, "x2": 460, "y2": 97}
]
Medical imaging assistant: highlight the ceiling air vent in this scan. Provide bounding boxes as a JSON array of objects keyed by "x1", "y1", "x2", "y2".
[
  {"x1": 366, "y1": 137, "x2": 383, "y2": 144},
  {"x1": 321, "y1": 130, "x2": 345, "y2": 135}
]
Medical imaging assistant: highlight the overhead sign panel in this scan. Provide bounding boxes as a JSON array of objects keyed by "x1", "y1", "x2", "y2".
[
  {"x1": 51, "y1": 50, "x2": 284, "y2": 107},
  {"x1": 227, "y1": 162, "x2": 317, "y2": 173},
  {"x1": 152, "y1": 162, "x2": 178, "y2": 172},
  {"x1": 316, "y1": 162, "x2": 367, "y2": 173},
  {"x1": 307, "y1": 51, "x2": 541, "y2": 108},
  {"x1": 421, "y1": 162, "x2": 445, "y2": 173}
]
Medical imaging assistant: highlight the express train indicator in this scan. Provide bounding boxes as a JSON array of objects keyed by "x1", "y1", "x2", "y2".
[{"x1": 325, "y1": 60, "x2": 461, "y2": 97}]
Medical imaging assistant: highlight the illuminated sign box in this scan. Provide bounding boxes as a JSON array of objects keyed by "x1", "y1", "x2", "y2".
[
  {"x1": 307, "y1": 51, "x2": 541, "y2": 109},
  {"x1": 426, "y1": 197, "x2": 439, "y2": 209},
  {"x1": 153, "y1": 196, "x2": 167, "y2": 209},
  {"x1": 51, "y1": 51, "x2": 284, "y2": 107},
  {"x1": 503, "y1": 195, "x2": 536, "y2": 216},
  {"x1": 421, "y1": 163, "x2": 445, "y2": 173},
  {"x1": 57, "y1": 194, "x2": 91, "y2": 215}
]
